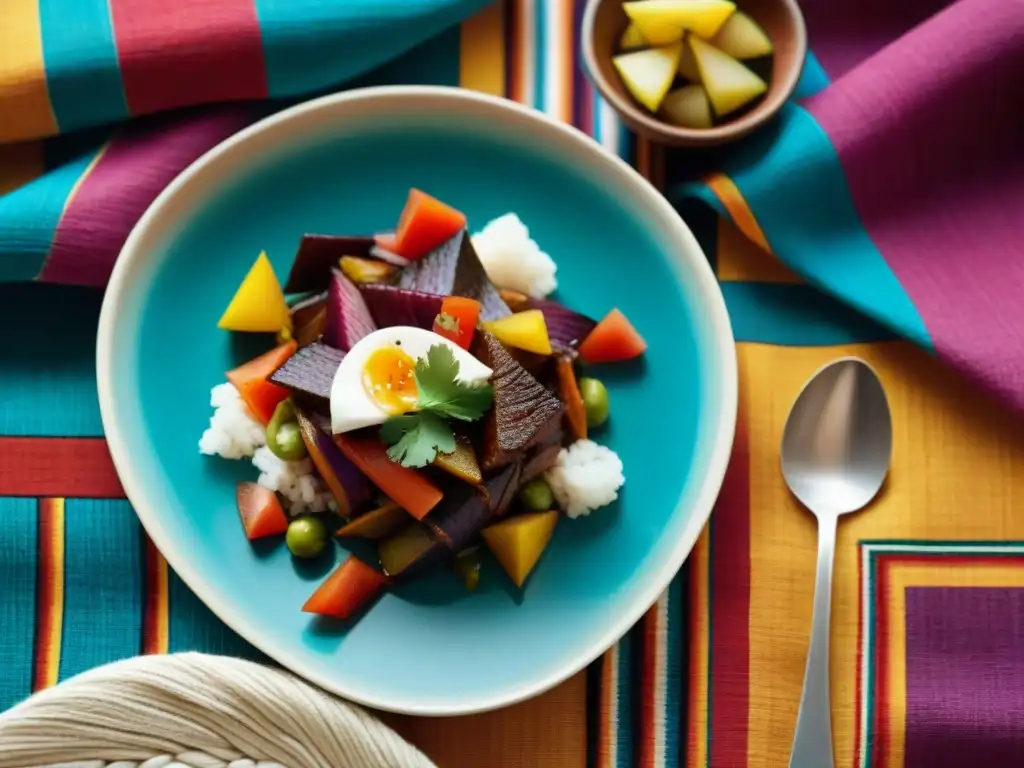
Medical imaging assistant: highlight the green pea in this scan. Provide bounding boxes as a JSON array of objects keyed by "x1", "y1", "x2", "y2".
[
  {"x1": 286, "y1": 516, "x2": 328, "y2": 559},
  {"x1": 267, "y1": 400, "x2": 307, "y2": 461},
  {"x1": 454, "y1": 548, "x2": 481, "y2": 593},
  {"x1": 579, "y1": 377, "x2": 610, "y2": 428},
  {"x1": 519, "y1": 478, "x2": 554, "y2": 512}
]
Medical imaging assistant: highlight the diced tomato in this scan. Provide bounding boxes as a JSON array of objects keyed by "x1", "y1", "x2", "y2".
[
  {"x1": 335, "y1": 433, "x2": 443, "y2": 520},
  {"x1": 227, "y1": 341, "x2": 296, "y2": 423},
  {"x1": 227, "y1": 340, "x2": 297, "y2": 392},
  {"x1": 303, "y1": 556, "x2": 388, "y2": 620},
  {"x1": 236, "y1": 482, "x2": 289, "y2": 540},
  {"x1": 432, "y1": 296, "x2": 481, "y2": 350},
  {"x1": 239, "y1": 378, "x2": 291, "y2": 424},
  {"x1": 577, "y1": 309, "x2": 647, "y2": 364},
  {"x1": 392, "y1": 189, "x2": 467, "y2": 260},
  {"x1": 556, "y1": 357, "x2": 588, "y2": 441}
]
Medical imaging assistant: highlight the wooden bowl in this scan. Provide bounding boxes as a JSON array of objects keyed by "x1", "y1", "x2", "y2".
[{"x1": 582, "y1": 0, "x2": 807, "y2": 146}]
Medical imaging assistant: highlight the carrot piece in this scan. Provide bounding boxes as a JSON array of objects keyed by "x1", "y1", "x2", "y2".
[
  {"x1": 227, "y1": 340, "x2": 297, "y2": 392},
  {"x1": 556, "y1": 357, "x2": 588, "y2": 441},
  {"x1": 335, "y1": 433, "x2": 443, "y2": 520},
  {"x1": 236, "y1": 482, "x2": 289, "y2": 540},
  {"x1": 392, "y1": 189, "x2": 467, "y2": 260},
  {"x1": 302, "y1": 556, "x2": 388, "y2": 620},
  {"x1": 577, "y1": 308, "x2": 647, "y2": 364},
  {"x1": 432, "y1": 296, "x2": 481, "y2": 350},
  {"x1": 239, "y1": 378, "x2": 291, "y2": 424}
]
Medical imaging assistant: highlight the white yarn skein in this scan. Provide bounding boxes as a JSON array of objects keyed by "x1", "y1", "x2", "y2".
[{"x1": 0, "y1": 653, "x2": 437, "y2": 768}]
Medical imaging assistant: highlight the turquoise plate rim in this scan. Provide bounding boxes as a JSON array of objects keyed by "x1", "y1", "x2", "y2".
[{"x1": 96, "y1": 86, "x2": 737, "y2": 715}]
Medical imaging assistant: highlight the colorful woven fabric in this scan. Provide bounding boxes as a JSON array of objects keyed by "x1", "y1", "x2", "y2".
[{"x1": 1, "y1": 1, "x2": 1023, "y2": 767}]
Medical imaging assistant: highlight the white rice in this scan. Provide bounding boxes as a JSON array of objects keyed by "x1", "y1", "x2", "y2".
[
  {"x1": 252, "y1": 446, "x2": 337, "y2": 516},
  {"x1": 199, "y1": 381, "x2": 336, "y2": 516},
  {"x1": 545, "y1": 439, "x2": 625, "y2": 519},
  {"x1": 471, "y1": 213, "x2": 557, "y2": 299},
  {"x1": 198, "y1": 383, "x2": 266, "y2": 459}
]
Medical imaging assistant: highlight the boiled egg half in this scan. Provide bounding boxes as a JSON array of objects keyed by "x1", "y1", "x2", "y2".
[{"x1": 330, "y1": 326, "x2": 493, "y2": 434}]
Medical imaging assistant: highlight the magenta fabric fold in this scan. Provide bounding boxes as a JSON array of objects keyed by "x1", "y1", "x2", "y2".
[{"x1": 804, "y1": 0, "x2": 1024, "y2": 410}]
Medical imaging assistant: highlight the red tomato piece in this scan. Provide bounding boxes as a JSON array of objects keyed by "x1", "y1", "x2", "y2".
[
  {"x1": 302, "y1": 556, "x2": 388, "y2": 620},
  {"x1": 238, "y1": 378, "x2": 291, "y2": 424},
  {"x1": 227, "y1": 341, "x2": 297, "y2": 424},
  {"x1": 577, "y1": 308, "x2": 647, "y2": 364},
  {"x1": 392, "y1": 189, "x2": 467, "y2": 260},
  {"x1": 236, "y1": 482, "x2": 289, "y2": 540},
  {"x1": 432, "y1": 296, "x2": 481, "y2": 350}
]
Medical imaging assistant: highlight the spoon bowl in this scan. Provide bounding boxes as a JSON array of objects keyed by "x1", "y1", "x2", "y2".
[
  {"x1": 781, "y1": 357, "x2": 892, "y2": 768},
  {"x1": 782, "y1": 358, "x2": 892, "y2": 516}
]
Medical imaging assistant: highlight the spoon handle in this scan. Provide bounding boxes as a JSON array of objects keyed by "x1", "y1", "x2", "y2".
[{"x1": 788, "y1": 514, "x2": 837, "y2": 768}]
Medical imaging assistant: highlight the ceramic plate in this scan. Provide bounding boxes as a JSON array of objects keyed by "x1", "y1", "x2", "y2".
[{"x1": 97, "y1": 86, "x2": 736, "y2": 715}]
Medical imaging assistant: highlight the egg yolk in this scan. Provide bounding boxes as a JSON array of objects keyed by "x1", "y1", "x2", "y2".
[{"x1": 362, "y1": 346, "x2": 418, "y2": 414}]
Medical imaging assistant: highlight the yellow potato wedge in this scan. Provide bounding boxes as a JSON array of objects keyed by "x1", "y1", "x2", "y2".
[
  {"x1": 623, "y1": 0, "x2": 736, "y2": 45},
  {"x1": 612, "y1": 42, "x2": 683, "y2": 112},
  {"x1": 688, "y1": 35, "x2": 767, "y2": 116}
]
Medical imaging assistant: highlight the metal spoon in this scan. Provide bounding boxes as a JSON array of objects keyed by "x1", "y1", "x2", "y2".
[{"x1": 782, "y1": 358, "x2": 892, "y2": 768}]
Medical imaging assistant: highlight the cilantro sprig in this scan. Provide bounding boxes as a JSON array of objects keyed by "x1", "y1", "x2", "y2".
[{"x1": 380, "y1": 344, "x2": 493, "y2": 468}]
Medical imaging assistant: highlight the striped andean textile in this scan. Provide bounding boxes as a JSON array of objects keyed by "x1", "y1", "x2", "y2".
[{"x1": 1, "y1": 0, "x2": 1023, "y2": 766}]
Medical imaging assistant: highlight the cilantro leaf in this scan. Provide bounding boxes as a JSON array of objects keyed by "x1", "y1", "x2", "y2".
[
  {"x1": 380, "y1": 412, "x2": 456, "y2": 468},
  {"x1": 414, "y1": 344, "x2": 493, "y2": 422}
]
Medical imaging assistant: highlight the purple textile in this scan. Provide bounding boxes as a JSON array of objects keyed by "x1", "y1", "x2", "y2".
[
  {"x1": 807, "y1": 0, "x2": 1024, "y2": 412},
  {"x1": 40, "y1": 107, "x2": 257, "y2": 287},
  {"x1": 905, "y1": 587, "x2": 1024, "y2": 767},
  {"x1": 799, "y1": 0, "x2": 953, "y2": 79}
]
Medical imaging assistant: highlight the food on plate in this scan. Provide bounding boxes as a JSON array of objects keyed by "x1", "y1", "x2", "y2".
[
  {"x1": 218, "y1": 252, "x2": 291, "y2": 333},
  {"x1": 454, "y1": 547, "x2": 482, "y2": 592},
  {"x1": 556, "y1": 357, "x2": 588, "y2": 441},
  {"x1": 483, "y1": 309, "x2": 553, "y2": 356},
  {"x1": 623, "y1": 0, "x2": 736, "y2": 43},
  {"x1": 303, "y1": 556, "x2": 387, "y2": 620},
  {"x1": 339, "y1": 255, "x2": 396, "y2": 286},
  {"x1": 432, "y1": 296, "x2": 481, "y2": 350},
  {"x1": 661, "y1": 84, "x2": 714, "y2": 129},
  {"x1": 329, "y1": 326, "x2": 492, "y2": 435},
  {"x1": 269, "y1": 342, "x2": 346, "y2": 405},
  {"x1": 325, "y1": 269, "x2": 377, "y2": 352},
  {"x1": 286, "y1": 516, "x2": 329, "y2": 559},
  {"x1": 295, "y1": 411, "x2": 369, "y2": 515},
  {"x1": 579, "y1": 377, "x2": 611, "y2": 428},
  {"x1": 518, "y1": 477, "x2": 555, "y2": 512},
  {"x1": 287, "y1": 293, "x2": 328, "y2": 348},
  {"x1": 285, "y1": 235, "x2": 374, "y2": 294},
  {"x1": 362, "y1": 284, "x2": 444, "y2": 330},
  {"x1": 266, "y1": 400, "x2": 308, "y2": 461},
  {"x1": 236, "y1": 482, "x2": 290, "y2": 540},
  {"x1": 546, "y1": 439, "x2": 625, "y2": 519},
  {"x1": 612, "y1": 43, "x2": 683, "y2": 112},
  {"x1": 389, "y1": 189, "x2": 467, "y2": 261},
  {"x1": 578, "y1": 308, "x2": 648, "y2": 363},
  {"x1": 482, "y1": 510, "x2": 559, "y2": 588},
  {"x1": 336, "y1": 500, "x2": 408, "y2": 540},
  {"x1": 202, "y1": 189, "x2": 646, "y2": 625},
  {"x1": 471, "y1": 213, "x2": 557, "y2": 299},
  {"x1": 473, "y1": 331, "x2": 563, "y2": 471},
  {"x1": 612, "y1": 0, "x2": 773, "y2": 124},
  {"x1": 397, "y1": 229, "x2": 510, "y2": 321},
  {"x1": 709, "y1": 10, "x2": 773, "y2": 59}
]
